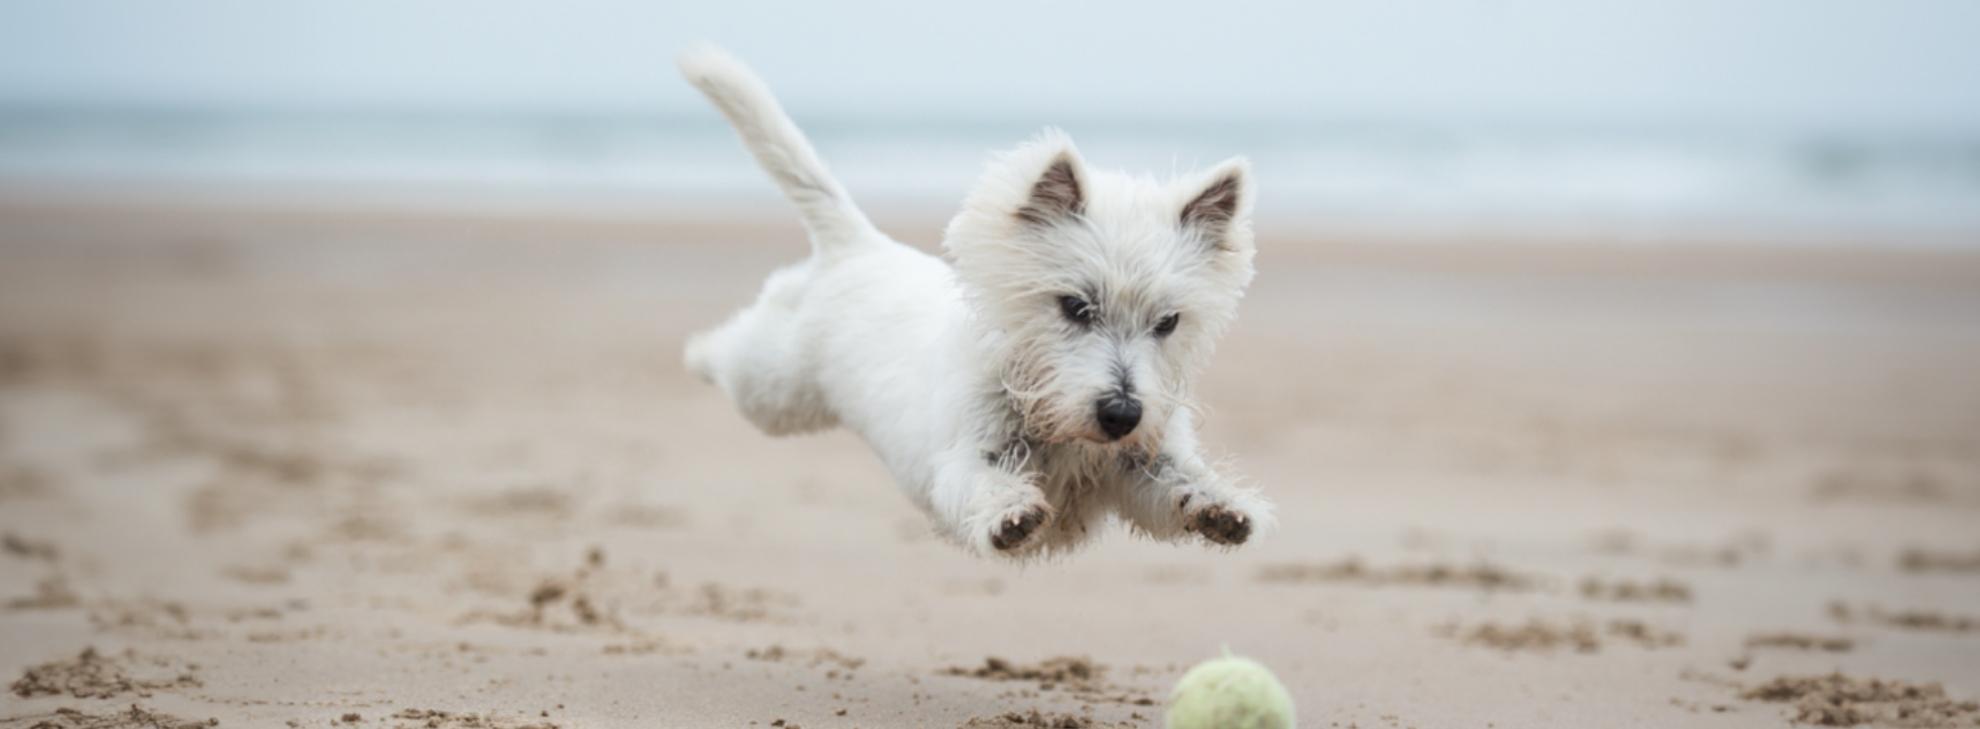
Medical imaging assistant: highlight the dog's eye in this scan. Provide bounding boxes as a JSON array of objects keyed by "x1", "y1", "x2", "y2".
[
  {"x1": 1153, "y1": 313, "x2": 1181, "y2": 337},
  {"x1": 1058, "y1": 295, "x2": 1093, "y2": 325}
]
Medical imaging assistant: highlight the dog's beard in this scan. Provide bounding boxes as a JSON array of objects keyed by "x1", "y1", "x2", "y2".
[{"x1": 999, "y1": 352, "x2": 1168, "y2": 459}]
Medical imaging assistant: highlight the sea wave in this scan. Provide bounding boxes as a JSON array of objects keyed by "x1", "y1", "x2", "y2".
[{"x1": 2, "y1": 110, "x2": 1977, "y2": 237}]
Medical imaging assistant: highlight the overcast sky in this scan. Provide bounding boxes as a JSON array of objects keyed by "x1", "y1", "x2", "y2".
[{"x1": 3, "y1": 0, "x2": 1978, "y2": 134}]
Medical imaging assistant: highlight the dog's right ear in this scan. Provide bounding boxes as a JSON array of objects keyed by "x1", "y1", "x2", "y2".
[
  {"x1": 1014, "y1": 151, "x2": 1086, "y2": 228},
  {"x1": 945, "y1": 129, "x2": 1090, "y2": 263}
]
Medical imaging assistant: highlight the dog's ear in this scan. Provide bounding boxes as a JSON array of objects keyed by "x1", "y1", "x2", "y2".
[
  {"x1": 1015, "y1": 151, "x2": 1086, "y2": 228},
  {"x1": 1180, "y1": 158, "x2": 1252, "y2": 251},
  {"x1": 943, "y1": 130, "x2": 1091, "y2": 263}
]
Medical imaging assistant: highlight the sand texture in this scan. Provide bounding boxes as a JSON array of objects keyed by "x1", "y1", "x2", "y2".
[{"x1": 3, "y1": 193, "x2": 1980, "y2": 727}]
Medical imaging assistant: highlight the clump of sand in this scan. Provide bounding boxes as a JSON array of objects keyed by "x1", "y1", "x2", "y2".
[
  {"x1": 682, "y1": 581, "x2": 801, "y2": 623},
  {"x1": 5, "y1": 574, "x2": 79, "y2": 611},
  {"x1": 959, "y1": 709, "x2": 1132, "y2": 728},
  {"x1": 1830, "y1": 602, "x2": 1980, "y2": 633},
  {"x1": 456, "y1": 548, "x2": 624, "y2": 632},
  {"x1": 1450, "y1": 619, "x2": 1601, "y2": 653},
  {"x1": 1584, "y1": 529, "x2": 1771, "y2": 568},
  {"x1": 0, "y1": 705, "x2": 218, "y2": 728},
  {"x1": 455, "y1": 578, "x2": 615, "y2": 632},
  {"x1": 1897, "y1": 547, "x2": 1980, "y2": 574},
  {"x1": 1, "y1": 531, "x2": 77, "y2": 612},
  {"x1": 1441, "y1": 618, "x2": 1683, "y2": 653},
  {"x1": 2, "y1": 531, "x2": 59, "y2": 561},
  {"x1": 389, "y1": 708, "x2": 562, "y2": 728},
  {"x1": 9, "y1": 647, "x2": 200, "y2": 700},
  {"x1": 1578, "y1": 576, "x2": 1692, "y2": 603},
  {"x1": 1741, "y1": 673, "x2": 1979, "y2": 727},
  {"x1": 1604, "y1": 619, "x2": 1687, "y2": 649},
  {"x1": 84, "y1": 599, "x2": 210, "y2": 642},
  {"x1": 944, "y1": 656, "x2": 1103, "y2": 689},
  {"x1": 744, "y1": 644, "x2": 866, "y2": 674},
  {"x1": 0, "y1": 465, "x2": 52, "y2": 501},
  {"x1": 1745, "y1": 632, "x2": 1854, "y2": 652},
  {"x1": 1257, "y1": 557, "x2": 1540, "y2": 592},
  {"x1": 942, "y1": 656, "x2": 1157, "y2": 707},
  {"x1": 1810, "y1": 467, "x2": 1977, "y2": 508}
]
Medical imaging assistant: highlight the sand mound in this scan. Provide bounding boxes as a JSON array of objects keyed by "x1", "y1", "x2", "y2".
[
  {"x1": 942, "y1": 656, "x2": 1156, "y2": 707},
  {"x1": 5, "y1": 574, "x2": 80, "y2": 611},
  {"x1": 10, "y1": 648, "x2": 199, "y2": 700},
  {"x1": 388, "y1": 708, "x2": 561, "y2": 729},
  {"x1": 1256, "y1": 558, "x2": 1540, "y2": 592},
  {"x1": 1831, "y1": 603, "x2": 1980, "y2": 634},
  {"x1": 1443, "y1": 618, "x2": 1683, "y2": 653},
  {"x1": 959, "y1": 709, "x2": 1131, "y2": 728},
  {"x1": 1742, "y1": 673, "x2": 1979, "y2": 727},
  {"x1": 1577, "y1": 576, "x2": 1692, "y2": 603},
  {"x1": 1897, "y1": 548, "x2": 1980, "y2": 574},
  {"x1": 1745, "y1": 632, "x2": 1854, "y2": 652},
  {"x1": 945, "y1": 656, "x2": 1102, "y2": 687},
  {"x1": 2, "y1": 532, "x2": 59, "y2": 561},
  {"x1": 0, "y1": 706, "x2": 217, "y2": 729},
  {"x1": 744, "y1": 645, "x2": 865, "y2": 672}
]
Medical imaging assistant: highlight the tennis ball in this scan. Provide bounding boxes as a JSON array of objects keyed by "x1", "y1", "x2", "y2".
[{"x1": 1165, "y1": 649, "x2": 1296, "y2": 729}]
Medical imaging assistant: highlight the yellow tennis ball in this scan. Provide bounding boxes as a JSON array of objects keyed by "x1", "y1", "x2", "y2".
[{"x1": 1165, "y1": 650, "x2": 1296, "y2": 729}]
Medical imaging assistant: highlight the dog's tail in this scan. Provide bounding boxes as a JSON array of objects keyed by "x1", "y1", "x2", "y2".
[{"x1": 677, "y1": 45, "x2": 877, "y2": 256}]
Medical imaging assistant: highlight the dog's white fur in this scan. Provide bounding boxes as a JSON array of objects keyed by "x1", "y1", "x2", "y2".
[{"x1": 679, "y1": 46, "x2": 1273, "y2": 558}]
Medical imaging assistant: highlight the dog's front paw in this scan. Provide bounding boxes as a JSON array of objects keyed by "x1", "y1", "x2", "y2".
[
  {"x1": 989, "y1": 504, "x2": 1049, "y2": 552},
  {"x1": 1175, "y1": 485, "x2": 1273, "y2": 546},
  {"x1": 1185, "y1": 502, "x2": 1253, "y2": 545}
]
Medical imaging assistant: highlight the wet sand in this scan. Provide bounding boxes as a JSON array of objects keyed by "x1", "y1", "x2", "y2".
[{"x1": 2, "y1": 191, "x2": 1979, "y2": 728}]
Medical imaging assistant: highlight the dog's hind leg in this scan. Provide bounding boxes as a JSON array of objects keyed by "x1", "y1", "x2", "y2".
[
  {"x1": 684, "y1": 312, "x2": 837, "y2": 435},
  {"x1": 684, "y1": 268, "x2": 838, "y2": 436}
]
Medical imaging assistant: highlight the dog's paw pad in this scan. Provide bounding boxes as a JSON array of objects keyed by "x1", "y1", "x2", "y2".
[
  {"x1": 989, "y1": 507, "x2": 1047, "y2": 552},
  {"x1": 1186, "y1": 504, "x2": 1252, "y2": 546}
]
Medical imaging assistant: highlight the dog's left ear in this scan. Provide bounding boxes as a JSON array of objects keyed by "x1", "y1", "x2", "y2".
[
  {"x1": 1015, "y1": 151, "x2": 1087, "y2": 228},
  {"x1": 1179, "y1": 158, "x2": 1252, "y2": 252}
]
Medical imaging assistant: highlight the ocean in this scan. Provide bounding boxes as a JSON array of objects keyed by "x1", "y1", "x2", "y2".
[{"x1": 3, "y1": 109, "x2": 1978, "y2": 240}]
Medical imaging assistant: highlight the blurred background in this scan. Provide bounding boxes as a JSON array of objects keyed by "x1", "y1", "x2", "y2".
[
  {"x1": 4, "y1": 0, "x2": 1980, "y2": 236},
  {"x1": 4, "y1": 3, "x2": 1980, "y2": 728}
]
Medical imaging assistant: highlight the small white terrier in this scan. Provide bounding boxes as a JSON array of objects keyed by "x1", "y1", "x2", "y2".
[{"x1": 679, "y1": 47, "x2": 1273, "y2": 558}]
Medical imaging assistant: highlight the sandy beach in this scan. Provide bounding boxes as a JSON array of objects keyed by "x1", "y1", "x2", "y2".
[{"x1": 3, "y1": 190, "x2": 1979, "y2": 728}]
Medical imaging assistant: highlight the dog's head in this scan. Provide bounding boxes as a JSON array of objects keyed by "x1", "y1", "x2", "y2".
[{"x1": 946, "y1": 130, "x2": 1256, "y2": 453}]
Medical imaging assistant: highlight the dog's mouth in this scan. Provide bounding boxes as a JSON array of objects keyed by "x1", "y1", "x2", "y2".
[
  {"x1": 1013, "y1": 397, "x2": 1158, "y2": 452},
  {"x1": 1042, "y1": 427, "x2": 1117, "y2": 447},
  {"x1": 1069, "y1": 427, "x2": 1159, "y2": 455}
]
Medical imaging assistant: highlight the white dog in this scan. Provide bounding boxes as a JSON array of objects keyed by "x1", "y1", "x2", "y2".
[{"x1": 679, "y1": 47, "x2": 1273, "y2": 558}]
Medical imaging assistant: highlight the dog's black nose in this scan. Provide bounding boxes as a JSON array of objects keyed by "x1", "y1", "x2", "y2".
[{"x1": 1095, "y1": 396, "x2": 1143, "y2": 441}]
